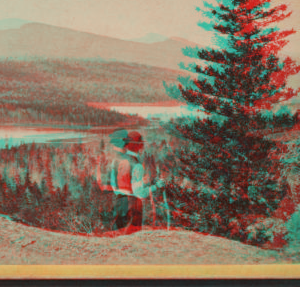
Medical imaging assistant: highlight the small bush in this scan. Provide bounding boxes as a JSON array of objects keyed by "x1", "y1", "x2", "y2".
[
  {"x1": 246, "y1": 218, "x2": 287, "y2": 249},
  {"x1": 161, "y1": 178, "x2": 288, "y2": 247},
  {"x1": 285, "y1": 205, "x2": 300, "y2": 256}
]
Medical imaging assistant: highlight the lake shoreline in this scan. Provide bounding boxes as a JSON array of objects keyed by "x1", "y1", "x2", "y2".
[
  {"x1": 87, "y1": 101, "x2": 185, "y2": 109},
  {"x1": 0, "y1": 120, "x2": 148, "y2": 134}
]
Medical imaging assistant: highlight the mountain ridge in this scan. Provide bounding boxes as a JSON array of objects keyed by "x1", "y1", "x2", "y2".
[
  {"x1": 128, "y1": 33, "x2": 169, "y2": 43},
  {"x1": 0, "y1": 22, "x2": 196, "y2": 70}
]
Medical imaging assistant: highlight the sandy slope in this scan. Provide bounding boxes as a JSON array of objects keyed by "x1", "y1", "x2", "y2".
[{"x1": 0, "y1": 216, "x2": 288, "y2": 265}]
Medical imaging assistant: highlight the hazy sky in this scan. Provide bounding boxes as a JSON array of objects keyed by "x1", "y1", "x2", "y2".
[{"x1": 1, "y1": 0, "x2": 300, "y2": 46}]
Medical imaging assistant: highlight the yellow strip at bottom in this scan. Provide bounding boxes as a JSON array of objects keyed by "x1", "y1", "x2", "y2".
[{"x1": 0, "y1": 265, "x2": 299, "y2": 279}]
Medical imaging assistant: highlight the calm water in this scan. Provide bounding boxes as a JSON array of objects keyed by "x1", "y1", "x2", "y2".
[
  {"x1": 0, "y1": 126, "x2": 92, "y2": 149},
  {"x1": 110, "y1": 105, "x2": 204, "y2": 121}
]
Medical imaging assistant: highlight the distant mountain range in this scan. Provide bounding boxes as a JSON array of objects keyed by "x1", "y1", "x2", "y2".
[
  {"x1": 0, "y1": 18, "x2": 298, "y2": 72},
  {"x1": 128, "y1": 33, "x2": 169, "y2": 43},
  {"x1": 0, "y1": 20, "x2": 197, "y2": 71}
]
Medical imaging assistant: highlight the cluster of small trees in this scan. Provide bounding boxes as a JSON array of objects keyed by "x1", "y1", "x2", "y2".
[
  {"x1": 0, "y1": 142, "x2": 100, "y2": 232},
  {"x1": 0, "y1": 139, "x2": 172, "y2": 233}
]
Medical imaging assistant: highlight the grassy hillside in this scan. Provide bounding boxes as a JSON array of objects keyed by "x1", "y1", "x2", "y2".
[
  {"x1": 0, "y1": 57, "x2": 178, "y2": 103},
  {"x1": 0, "y1": 58, "x2": 180, "y2": 125}
]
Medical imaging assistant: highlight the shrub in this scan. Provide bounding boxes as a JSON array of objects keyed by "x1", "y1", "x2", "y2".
[
  {"x1": 246, "y1": 218, "x2": 287, "y2": 249},
  {"x1": 161, "y1": 177, "x2": 288, "y2": 247},
  {"x1": 285, "y1": 205, "x2": 300, "y2": 255}
]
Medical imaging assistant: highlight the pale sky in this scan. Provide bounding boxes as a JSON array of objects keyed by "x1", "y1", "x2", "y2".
[{"x1": 1, "y1": 0, "x2": 300, "y2": 47}]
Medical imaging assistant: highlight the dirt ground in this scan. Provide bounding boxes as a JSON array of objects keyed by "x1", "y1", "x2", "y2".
[{"x1": 0, "y1": 216, "x2": 290, "y2": 265}]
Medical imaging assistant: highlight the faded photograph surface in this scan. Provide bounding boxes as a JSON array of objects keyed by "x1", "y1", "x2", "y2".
[{"x1": 0, "y1": 0, "x2": 299, "y2": 266}]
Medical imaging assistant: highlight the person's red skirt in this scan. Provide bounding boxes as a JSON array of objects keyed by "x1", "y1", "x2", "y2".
[{"x1": 113, "y1": 194, "x2": 143, "y2": 230}]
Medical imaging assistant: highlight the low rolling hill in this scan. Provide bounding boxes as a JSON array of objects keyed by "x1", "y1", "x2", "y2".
[{"x1": 0, "y1": 58, "x2": 179, "y2": 104}]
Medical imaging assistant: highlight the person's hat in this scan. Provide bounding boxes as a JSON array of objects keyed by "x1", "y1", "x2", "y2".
[
  {"x1": 124, "y1": 131, "x2": 144, "y2": 144},
  {"x1": 123, "y1": 131, "x2": 145, "y2": 152}
]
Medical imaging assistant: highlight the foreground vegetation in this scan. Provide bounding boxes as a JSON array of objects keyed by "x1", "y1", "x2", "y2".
[
  {"x1": 0, "y1": 133, "x2": 175, "y2": 234},
  {"x1": 0, "y1": 125, "x2": 298, "y2": 255}
]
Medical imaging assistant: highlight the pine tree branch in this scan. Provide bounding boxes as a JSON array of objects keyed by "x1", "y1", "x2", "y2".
[
  {"x1": 181, "y1": 87, "x2": 254, "y2": 119},
  {"x1": 197, "y1": 48, "x2": 236, "y2": 65},
  {"x1": 214, "y1": 24, "x2": 237, "y2": 35},
  {"x1": 195, "y1": 65, "x2": 226, "y2": 79},
  {"x1": 212, "y1": 9, "x2": 238, "y2": 25},
  {"x1": 252, "y1": 8, "x2": 277, "y2": 21},
  {"x1": 175, "y1": 120, "x2": 251, "y2": 163}
]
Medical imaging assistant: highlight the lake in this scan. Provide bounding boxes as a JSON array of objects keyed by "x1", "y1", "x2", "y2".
[
  {"x1": 0, "y1": 104, "x2": 203, "y2": 149},
  {"x1": 110, "y1": 105, "x2": 202, "y2": 121},
  {"x1": 0, "y1": 126, "x2": 93, "y2": 149},
  {"x1": 88, "y1": 102, "x2": 204, "y2": 121}
]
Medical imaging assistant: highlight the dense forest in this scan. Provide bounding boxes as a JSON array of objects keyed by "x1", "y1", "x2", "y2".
[
  {"x1": 0, "y1": 58, "x2": 178, "y2": 126},
  {"x1": 0, "y1": 57, "x2": 178, "y2": 104},
  {"x1": 0, "y1": 101, "x2": 147, "y2": 127}
]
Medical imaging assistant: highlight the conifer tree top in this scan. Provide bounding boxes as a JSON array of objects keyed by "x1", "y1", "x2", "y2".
[{"x1": 172, "y1": 0, "x2": 300, "y2": 118}]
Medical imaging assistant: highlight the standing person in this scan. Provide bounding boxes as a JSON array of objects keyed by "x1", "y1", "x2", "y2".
[
  {"x1": 109, "y1": 130, "x2": 165, "y2": 233},
  {"x1": 95, "y1": 129, "x2": 127, "y2": 231}
]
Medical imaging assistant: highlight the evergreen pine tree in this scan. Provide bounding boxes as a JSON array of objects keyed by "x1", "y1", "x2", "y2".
[
  {"x1": 40, "y1": 178, "x2": 49, "y2": 196},
  {"x1": 22, "y1": 187, "x2": 36, "y2": 210},
  {"x1": 31, "y1": 182, "x2": 42, "y2": 206},
  {"x1": 99, "y1": 139, "x2": 108, "y2": 174},
  {"x1": 1, "y1": 166, "x2": 17, "y2": 214},
  {"x1": 20, "y1": 186, "x2": 37, "y2": 222},
  {"x1": 99, "y1": 139, "x2": 105, "y2": 152},
  {"x1": 61, "y1": 184, "x2": 71, "y2": 209},
  {"x1": 165, "y1": 0, "x2": 300, "y2": 218},
  {"x1": 0, "y1": 176, "x2": 6, "y2": 213}
]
